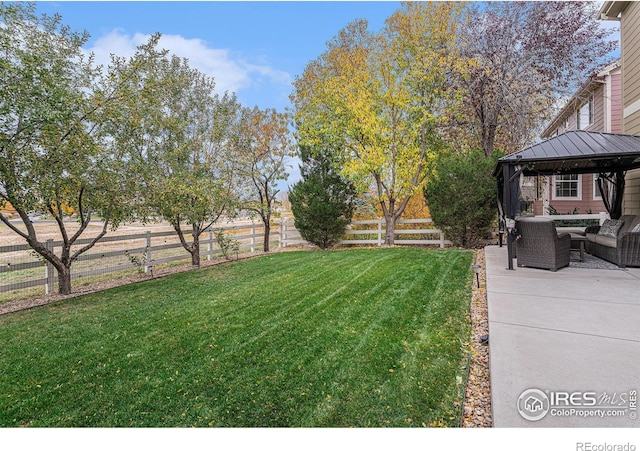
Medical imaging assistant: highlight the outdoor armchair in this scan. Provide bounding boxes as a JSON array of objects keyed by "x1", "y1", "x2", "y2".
[{"x1": 515, "y1": 217, "x2": 571, "y2": 271}]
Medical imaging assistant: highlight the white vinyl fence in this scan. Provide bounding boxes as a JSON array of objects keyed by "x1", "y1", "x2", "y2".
[
  {"x1": 280, "y1": 218, "x2": 452, "y2": 248},
  {"x1": 0, "y1": 221, "x2": 275, "y2": 300},
  {"x1": 1, "y1": 217, "x2": 450, "y2": 301}
]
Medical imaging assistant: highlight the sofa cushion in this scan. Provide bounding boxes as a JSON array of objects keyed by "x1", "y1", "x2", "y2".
[
  {"x1": 586, "y1": 233, "x2": 597, "y2": 243},
  {"x1": 618, "y1": 215, "x2": 637, "y2": 234},
  {"x1": 556, "y1": 227, "x2": 586, "y2": 236},
  {"x1": 595, "y1": 234, "x2": 618, "y2": 248},
  {"x1": 627, "y1": 215, "x2": 640, "y2": 233},
  {"x1": 598, "y1": 219, "x2": 624, "y2": 238}
]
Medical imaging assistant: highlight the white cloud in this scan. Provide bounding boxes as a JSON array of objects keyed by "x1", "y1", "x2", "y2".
[{"x1": 85, "y1": 29, "x2": 291, "y2": 96}]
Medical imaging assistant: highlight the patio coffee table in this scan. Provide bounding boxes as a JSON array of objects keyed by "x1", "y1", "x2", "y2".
[{"x1": 569, "y1": 233, "x2": 587, "y2": 262}]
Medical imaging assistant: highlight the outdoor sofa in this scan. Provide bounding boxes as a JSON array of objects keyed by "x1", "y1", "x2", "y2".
[
  {"x1": 585, "y1": 214, "x2": 640, "y2": 267},
  {"x1": 515, "y1": 216, "x2": 571, "y2": 271}
]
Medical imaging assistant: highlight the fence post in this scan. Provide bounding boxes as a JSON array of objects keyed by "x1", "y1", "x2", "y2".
[
  {"x1": 377, "y1": 218, "x2": 383, "y2": 246},
  {"x1": 144, "y1": 231, "x2": 152, "y2": 274},
  {"x1": 599, "y1": 211, "x2": 608, "y2": 225},
  {"x1": 440, "y1": 230, "x2": 445, "y2": 248},
  {"x1": 282, "y1": 221, "x2": 288, "y2": 248},
  {"x1": 45, "y1": 239, "x2": 55, "y2": 295},
  {"x1": 251, "y1": 222, "x2": 256, "y2": 253},
  {"x1": 207, "y1": 228, "x2": 213, "y2": 261}
]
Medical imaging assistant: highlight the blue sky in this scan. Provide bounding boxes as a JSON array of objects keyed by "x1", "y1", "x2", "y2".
[
  {"x1": 34, "y1": 1, "x2": 620, "y2": 113},
  {"x1": 33, "y1": 1, "x2": 619, "y2": 189},
  {"x1": 36, "y1": 1, "x2": 402, "y2": 112}
]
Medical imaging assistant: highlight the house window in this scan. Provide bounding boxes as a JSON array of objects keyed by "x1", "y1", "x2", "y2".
[
  {"x1": 577, "y1": 95, "x2": 594, "y2": 130},
  {"x1": 553, "y1": 174, "x2": 582, "y2": 200}
]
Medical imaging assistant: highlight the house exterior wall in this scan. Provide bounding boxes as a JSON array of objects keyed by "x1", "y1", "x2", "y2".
[
  {"x1": 533, "y1": 174, "x2": 605, "y2": 215},
  {"x1": 611, "y1": 73, "x2": 623, "y2": 133},
  {"x1": 550, "y1": 174, "x2": 604, "y2": 213},
  {"x1": 537, "y1": 70, "x2": 618, "y2": 215},
  {"x1": 542, "y1": 66, "x2": 621, "y2": 139},
  {"x1": 622, "y1": 2, "x2": 640, "y2": 116},
  {"x1": 621, "y1": 1, "x2": 640, "y2": 215},
  {"x1": 587, "y1": 84, "x2": 606, "y2": 132}
]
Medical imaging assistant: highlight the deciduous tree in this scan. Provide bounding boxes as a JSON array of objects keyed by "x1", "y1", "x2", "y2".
[
  {"x1": 0, "y1": 3, "x2": 150, "y2": 294},
  {"x1": 291, "y1": 3, "x2": 463, "y2": 244},
  {"x1": 108, "y1": 53, "x2": 242, "y2": 266},
  {"x1": 451, "y1": 1, "x2": 617, "y2": 156},
  {"x1": 236, "y1": 107, "x2": 295, "y2": 252}
]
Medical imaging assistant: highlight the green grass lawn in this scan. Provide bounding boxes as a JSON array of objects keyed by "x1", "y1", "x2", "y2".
[{"x1": 0, "y1": 248, "x2": 474, "y2": 427}]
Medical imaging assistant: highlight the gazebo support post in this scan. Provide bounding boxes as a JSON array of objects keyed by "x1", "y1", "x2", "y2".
[{"x1": 503, "y1": 163, "x2": 515, "y2": 270}]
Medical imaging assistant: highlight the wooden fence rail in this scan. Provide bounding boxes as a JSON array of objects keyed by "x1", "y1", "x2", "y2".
[
  {"x1": 0, "y1": 221, "x2": 273, "y2": 297},
  {"x1": 1, "y1": 217, "x2": 450, "y2": 299},
  {"x1": 280, "y1": 218, "x2": 452, "y2": 248}
]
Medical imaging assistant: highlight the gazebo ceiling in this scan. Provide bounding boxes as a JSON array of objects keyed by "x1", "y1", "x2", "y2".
[{"x1": 494, "y1": 130, "x2": 640, "y2": 177}]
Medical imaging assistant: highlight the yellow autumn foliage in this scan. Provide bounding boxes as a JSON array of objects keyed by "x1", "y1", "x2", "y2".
[{"x1": 291, "y1": 3, "x2": 467, "y2": 243}]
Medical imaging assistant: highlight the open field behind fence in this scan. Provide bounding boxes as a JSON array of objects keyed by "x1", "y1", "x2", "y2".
[
  {"x1": 0, "y1": 220, "x2": 276, "y2": 302},
  {"x1": 1, "y1": 213, "x2": 608, "y2": 303},
  {"x1": 1, "y1": 218, "x2": 450, "y2": 302}
]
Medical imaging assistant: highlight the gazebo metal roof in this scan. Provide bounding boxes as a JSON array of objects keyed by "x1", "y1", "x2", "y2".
[
  {"x1": 494, "y1": 130, "x2": 640, "y2": 270},
  {"x1": 494, "y1": 130, "x2": 640, "y2": 177}
]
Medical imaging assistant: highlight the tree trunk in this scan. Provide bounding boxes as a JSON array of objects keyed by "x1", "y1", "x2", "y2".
[
  {"x1": 384, "y1": 215, "x2": 396, "y2": 245},
  {"x1": 191, "y1": 225, "x2": 201, "y2": 267},
  {"x1": 191, "y1": 247, "x2": 200, "y2": 266},
  {"x1": 380, "y1": 196, "x2": 412, "y2": 246},
  {"x1": 58, "y1": 266, "x2": 72, "y2": 295},
  {"x1": 483, "y1": 123, "x2": 497, "y2": 157},
  {"x1": 0, "y1": 203, "x2": 109, "y2": 296},
  {"x1": 263, "y1": 221, "x2": 271, "y2": 252},
  {"x1": 383, "y1": 197, "x2": 397, "y2": 246}
]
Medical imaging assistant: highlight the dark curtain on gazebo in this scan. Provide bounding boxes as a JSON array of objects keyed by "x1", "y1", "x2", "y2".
[
  {"x1": 496, "y1": 164, "x2": 525, "y2": 268},
  {"x1": 597, "y1": 171, "x2": 626, "y2": 220}
]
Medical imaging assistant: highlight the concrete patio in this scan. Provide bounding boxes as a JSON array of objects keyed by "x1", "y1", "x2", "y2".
[{"x1": 485, "y1": 245, "x2": 640, "y2": 427}]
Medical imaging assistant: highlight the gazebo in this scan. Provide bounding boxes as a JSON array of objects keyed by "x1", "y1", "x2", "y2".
[{"x1": 494, "y1": 130, "x2": 640, "y2": 269}]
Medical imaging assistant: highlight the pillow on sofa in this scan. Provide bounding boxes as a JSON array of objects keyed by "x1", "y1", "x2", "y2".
[
  {"x1": 597, "y1": 219, "x2": 625, "y2": 238},
  {"x1": 632, "y1": 223, "x2": 640, "y2": 233}
]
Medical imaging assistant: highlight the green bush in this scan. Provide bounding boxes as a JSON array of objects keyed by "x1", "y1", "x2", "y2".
[
  {"x1": 424, "y1": 149, "x2": 500, "y2": 248},
  {"x1": 289, "y1": 147, "x2": 357, "y2": 249},
  {"x1": 215, "y1": 228, "x2": 239, "y2": 259}
]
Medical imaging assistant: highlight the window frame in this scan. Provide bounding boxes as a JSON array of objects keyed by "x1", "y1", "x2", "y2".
[
  {"x1": 552, "y1": 174, "x2": 582, "y2": 200},
  {"x1": 593, "y1": 176, "x2": 602, "y2": 200},
  {"x1": 576, "y1": 94, "x2": 594, "y2": 130}
]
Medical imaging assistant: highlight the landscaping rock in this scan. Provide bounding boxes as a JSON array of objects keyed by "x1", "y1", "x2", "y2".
[{"x1": 462, "y1": 249, "x2": 492, "y2": 428}]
